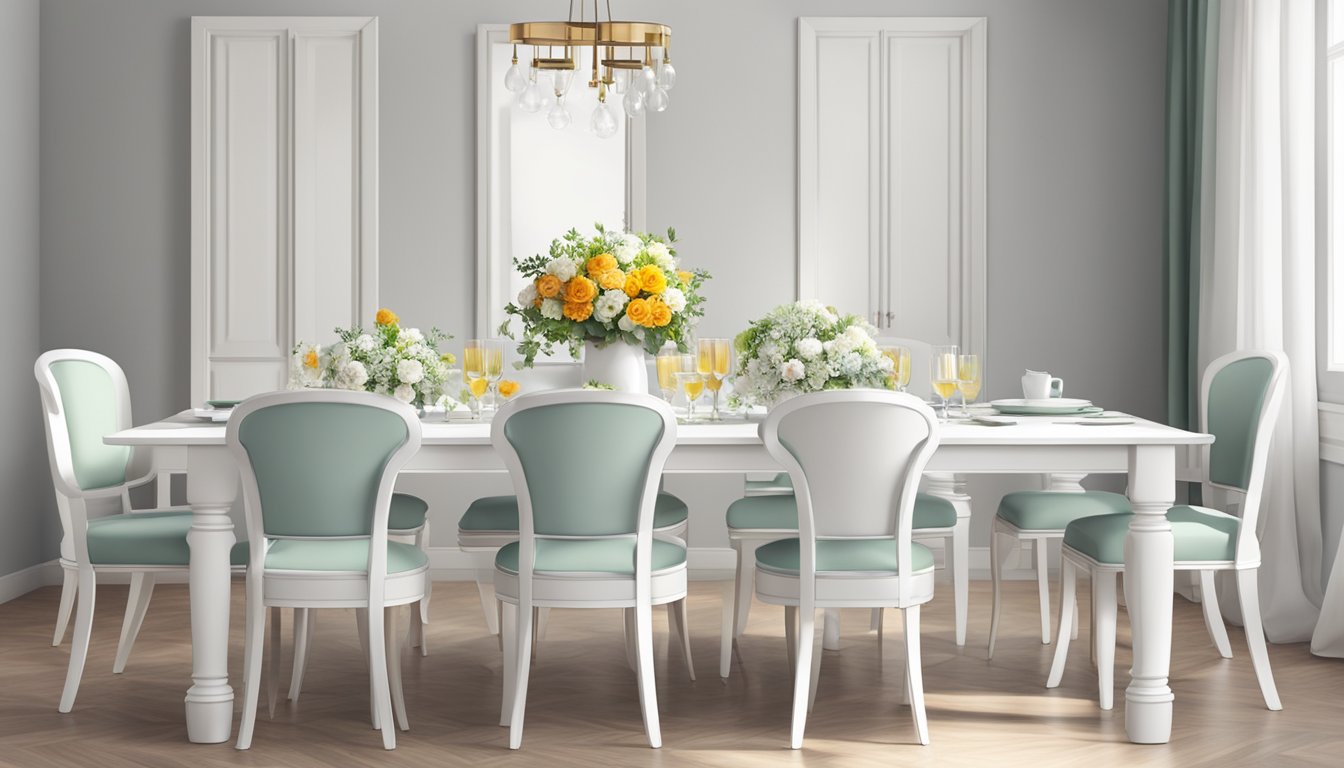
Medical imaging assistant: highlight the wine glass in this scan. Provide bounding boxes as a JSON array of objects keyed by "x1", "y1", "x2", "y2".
[
  {"x1": 881, "y1": 346, "x2": 912, "y2": 392},
  {"x1": 698, "y1": 338, "x2": 732, "y2": 420},
  {"x1": 674, "y1": 369, "x2": 705, "y2": 422},
  {"x1": 484, "y1": 338, "x2": 507, "y2": 412},
  {"x1": 463, "y1": 340, "x2": 487, "y2": 419},
  {"x1": 656, "y1": 346, "x2": 683, "y2": 404},
  {"x1": 930, "y1": 345, "x2": 959, "y2": 421},
  {"x1": 957, "y1": 354, "x2": 981, "y2": 417}
]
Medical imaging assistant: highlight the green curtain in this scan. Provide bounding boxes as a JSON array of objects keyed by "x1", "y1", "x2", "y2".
[{"x1": 1164, "y1": 0, "x2": 1219, "y2": 432}]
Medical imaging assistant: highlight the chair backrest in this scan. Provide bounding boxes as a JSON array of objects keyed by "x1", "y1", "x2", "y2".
[
  {"x1": 761, "y1": 390, "x2": 940, "y2": 602},
  {"x1": 1197, "y1": 350, "x2": 1288, "y2": 564},
  {"x1": 34, "y1": 349, "x2": 134, "y2": 498},
  {"x1": 492, "y1": 390, "x2": 676, "y2": 597},
  {"x1": 875, "y1": 336, "x2": 934, "y2": 400},
  {"x1": 228, "y1": 391, "x2": 421, "y2": 591}
]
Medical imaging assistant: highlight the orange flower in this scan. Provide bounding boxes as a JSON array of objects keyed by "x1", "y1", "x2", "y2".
[
  {"x1": 636, "y1": 265, "x2": 667, "y2": 294},
  {"x1": 535, "y1": 274, "x2": 563, "y2": 299},
  {"x1": 678, "y1": 270, "x2": 694, "y2": 285},
  {"x1": 625, "y1": 297, "x2": 653, "y2": 326},
  {"x1": 624, "y1": 272, "x2": 643, "y2": 298},
  {"x1": 565, "y1": 275, "x2": 598, "y2": 304},
  {"x1": 498, "y1": 380, "x2": 520, "y2": 398},
  {"x1": 375, "y1": 308, "x2": 399, "y2": 326},
  {"x1": 585, "y1": 253, "x2": 617, "y2": 276},
  {"x1": 303, "y1": 349, "x2": 319, "y2": 369},
  {"x1": 597, "y1": 269, "x2": 626, "y2": 291},
  {"x1": 648, "y1": 298, "x2": 673, "y2": 327},
  {"x1": 563, "y1": 301, "x2": 594, "y2": 322}
]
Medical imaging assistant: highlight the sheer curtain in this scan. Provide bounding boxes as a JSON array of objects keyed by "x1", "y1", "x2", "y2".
[{"x1": 1192, "y1": 0, "x2": 1335, "y2": 648}]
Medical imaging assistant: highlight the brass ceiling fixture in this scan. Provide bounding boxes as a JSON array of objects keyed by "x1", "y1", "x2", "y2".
[{"x1": 504, "y1": 0, "x2": 675, "y2": 138}]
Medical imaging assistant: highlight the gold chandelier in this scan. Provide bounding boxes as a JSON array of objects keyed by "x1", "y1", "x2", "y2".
[{"x1": 504, "y1": 0, "x2": 676, "y2": 137}]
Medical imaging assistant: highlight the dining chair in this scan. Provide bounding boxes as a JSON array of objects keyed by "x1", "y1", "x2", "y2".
[
  {"x1": 229, "y1": 390, "x2": 426, "y2": 750},
  {"x1": 753, "y1": 390, "x2": 941, "y2": 748},
  {"x1": 492, "y1": 390, "x2": 683, "y2": 749},
  {"x1": 1046, "y1": 350, "x2": 1287, "y2": 711},
  {"x1": 35, "y1": 349, "x2": 249, "y2": 713}
]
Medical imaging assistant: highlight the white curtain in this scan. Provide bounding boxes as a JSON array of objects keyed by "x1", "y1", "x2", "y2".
[{"x1": 1197, "y1": 0, "x2": 1331, "y2": 646}]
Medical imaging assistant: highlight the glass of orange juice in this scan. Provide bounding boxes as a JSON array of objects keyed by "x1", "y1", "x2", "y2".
[
  {"x1": 930, "y1": 345, "x2": 959, "y2": 422},
  {"x1": 674, "y1": 369, "x2": 705, "y2": 422},
  {"x1": 880, "y1": 346, "x2": 912, "y2": 392},
  {"x1": 656, "y1": 346, "x2": 683, "y2": 404},
  {"x1": 956, "y1": 354, "x2": 981, "y2": 417},
  {"x1": 464, "y1": 340, "x2": 488, "y2": 419},
  {"x1": 697, "y1": 338, "x2": 732, "y2": 420}
]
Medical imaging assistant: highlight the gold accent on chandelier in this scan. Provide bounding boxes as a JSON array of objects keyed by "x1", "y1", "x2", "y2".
[{"x1": 508, "y1": 1, "x2": 672, "y2": 89}]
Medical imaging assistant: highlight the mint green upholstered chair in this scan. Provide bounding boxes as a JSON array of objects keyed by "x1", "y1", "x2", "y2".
[
  {"x1": 492, "y1": 391, "x2": 682, "y2": 749},
  {"x1": 753, "y1": 390, "x2": 941, "y2": 748},
  {"x1": 35, "y1": 349, "x2": 248, "y2": 713},
  {"x1": 1046, "y1": 350, "x2": 1288, "y2": 711},
  {"x1": 229, "y1": 390, "x2": 425, "y2": 750}
]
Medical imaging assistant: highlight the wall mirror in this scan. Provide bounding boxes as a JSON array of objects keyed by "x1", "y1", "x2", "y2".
[{"x1": 476, "y1": 24, "x2": 646, "y2": 346}]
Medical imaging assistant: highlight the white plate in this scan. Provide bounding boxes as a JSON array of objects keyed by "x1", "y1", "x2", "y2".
[
  {"x1": 1074, "y1": 416, "x2": 1135, "y2": 425},
  {"x1": 191, "y1": 408, "x2": 231, "y2": 422},
  {"x1": 990, "y1": 398, "x2": 1095, "y2": 415}
]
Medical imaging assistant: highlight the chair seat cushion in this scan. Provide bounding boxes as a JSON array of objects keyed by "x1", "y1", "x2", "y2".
[
  {"x1": 460, "y1": 492, "x2": 688, "y2": 533},
  {"x1": 495, "y1": 538, "x2": 687, "y2": 576},
  {"x1": 1063, "y1": 506, "x2": 1239, "y2": 565},
  {"x1": 755, "y1": 537, "x2": 936, "y2": 575},
  {"x1": 262, "y1": 539, "x2": 429, "y2": 574},
  {"x1": 88, "y1": 509, "x2": 252, "y2": 567},
  {"x1": 388, "y1": 492, "x2": 429, "y2": 532},
  {"x1": 996, "y1": 490, "x2": 1132, "y2": 531},
  {"x1": 745, "y1": 472, "x2": 794, "y2": 494},
  {"x1": 727, "y1": 492, "x2": 956, "y2": 531}
]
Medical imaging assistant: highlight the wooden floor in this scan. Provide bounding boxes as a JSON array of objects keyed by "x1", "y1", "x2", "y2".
[{"x1": 1, "y1": 578, "x2": 1339, "y2": 767}]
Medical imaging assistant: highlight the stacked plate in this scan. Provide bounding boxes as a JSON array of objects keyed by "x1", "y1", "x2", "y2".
[
  {"x1": 191, "y1": 399, "x2": 241, "y2": 422},
  {"x1": 989, "y1": 398, "x2": 1099, "y2": 416}
]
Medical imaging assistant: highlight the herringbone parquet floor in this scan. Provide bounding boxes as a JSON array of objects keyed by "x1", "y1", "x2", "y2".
[{"x1": 1, "y1": 578, "x2": 1339, "y2": 767}]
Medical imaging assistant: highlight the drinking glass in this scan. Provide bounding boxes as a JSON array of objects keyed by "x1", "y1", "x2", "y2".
[
  {"x1": 698, "y1": 338, "x2": 732, "y2": 420},
  {"x1": 483, "y1": 338, "x2": 507, "y2": 412},
  {"x1": 440, "y1": 367, "x2": 463, "y2": 419},
  {"x1": 881, "y1": 346, "x2": 912, "y2": 392},
  {"x1": 463, "y1": 340, "x2": 488, "y2": 419},
  {"x1": 656, "y1": 346, "x2": 683, "y2": 403},
  {"x1": 930, "y1": 344, "x2": 959, "y2": 421},
  {"x1": 957, "y1": 354, "x2": 982, "y2": 417},
  {"x1": 675, "y1": 369, "x2": 705, "y2": 422}
]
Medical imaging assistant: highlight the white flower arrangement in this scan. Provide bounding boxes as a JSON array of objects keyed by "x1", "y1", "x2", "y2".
[
  {"x1": 290, "y1": 308, "x2": 454, "y2": 408},
  {"x1": 732, "y1": 300, "x2": 893, "y2": 406}
]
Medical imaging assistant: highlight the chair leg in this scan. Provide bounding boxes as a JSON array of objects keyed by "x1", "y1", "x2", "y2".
[
  {"x1": 355, "y1": 608, "x2": 369, "y2": 657},
  {"x1": 1035, "y1": 538, "x2": 1052, "y2": 644},
  {"x1": 951, "y1": 523, "x2": 970, "y2": 647},
  {"x1": 52, "y1": 567, "x2": 78, "y2": 647},
  {"x1": 870, "y1": 608, "x2": 882, "y2": 632},
  {"x1": 113, "y1": 572, "x2": 156, "y2": 674},
  {"x1": 289, "y1": 608, "x2": 316, "y2": 701},
  {"x1": 1236, "y1": 569, "x2": 1282, "y2": 710},
  {"x1": 367, "y1": 602, "x2": 395, "y2": 750},
  {"x1": 904, "y1": 605, "x2": 930, "y2": 745},
  {"x1": 988, "y1": 526, "x2": 1005, "y2": 658},
  {"x1": 822, "y1": 608, "x2": 842, "y2": 651},
  {"x1": 1093, "y1": 570, "x2": 1118, "y2": 711},
  {"x1": 1046, "y1": 559, "x2": 1077, "y2": 689},
  {"x1": 1198, "y1": 570, "x2": 1233, "y2": 659},
  {"x1": 508, "y1": 601, "x2": 536, "y2": 749},
  {"x1": 500, "y1": 601, "x2": 517, "y2": 727},
  {"x1": 784, "y1": 605, "x2": 798, "y2": 672},
  {"x1": 386, "y1": 606, "x2": 410, "y2": 731},
  {"x1": 235, "y1": 579, "x2": 266, "y2": 749},
  {"x1": 475, "y1": 566, "x2": 500, "y2": 636},
  {"x1": 535, "y1": 607, "x2": 551, "y2": 652},
  {"x1": 670, "y1": 599, "x2": 696, "y2": 682},
  {"x1": 807, "y1": 615, "x2": 823, "y2": 713},
  {"x1": 634, "y1": 601, "x2": 663, "y2": 749},
  {"x1": 720, "y1": 579, "x2": 736, "y2": 679},
  {"x1": 267, "y1": 607, "x2": 282, "y2": 718},
  {"x1": 789, "y1": 608, "x2": 816, "y2": 750},
  {"x1": 57, "y1": 568, "x2": 96, "y2": 713},
  {"x1": 417, "y1": 522, "x2": 432, "y2": 654},
  {"x1": 623, "y1": 607, "x2": 638, "y2": 671},
  {"x1": 721, "y1": 540, "x2": 748, "y2": 679}
]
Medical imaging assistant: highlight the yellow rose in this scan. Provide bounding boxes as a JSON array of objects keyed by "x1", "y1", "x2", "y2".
[
  {"x1": 374, "y1": 308, "x2": 399, "y2": 326},
  {"x1": 498, "y1": 380, "x2": 520, "y2": 398},
  {"x1": 624, "y1": 272, "x2": 643, "y2": 298},
  {"x1": 625, "y1": 297, "x2": 653, "y2": 326},
  {"x1": 439, "y1": 352, "x2": 457, "y2": 365},
  {"x1": 597, "y1": 269, "x2": 626, "y2": 291},
  {"x1": 565, "y1": 275, "x2": 598, "y2": 304},
  {"x1": 585, "y1": 253, "x2": 617, "y2": 276},
  {"x1": 636, "y1": 265, "x2": 667, "y2": 294},
  {"x1": 648, "y1": 298, "x2": 673, "y2": 327},
  {"x1": 563, "y1": 301, "x2": 594, "y2": 322},
  {"x1": 535, "y1": 274, "x2": 562, "y2": 299},
  {"x1": 468, "y1": 377, "x2": 489, "y2": 398},
  {"x1": 678, "y1": 270, "x2": 694, "y2": 285},
  {"x1": 303, "y1": 349, "x2": 319, "y2": 369}
]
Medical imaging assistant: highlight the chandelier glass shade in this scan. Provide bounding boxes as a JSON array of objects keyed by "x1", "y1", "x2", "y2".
[{"x1": 504, "y1": 1, "x2": 675, "y2": 138}]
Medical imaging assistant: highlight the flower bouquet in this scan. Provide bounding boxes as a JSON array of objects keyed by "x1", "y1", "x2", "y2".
[
  {"x1": 731, "y1": 300, "x2": 893, "y2": 406},
  {"x1": 501, "y1": 224, "x2": 709, "y2": 366},
  {"x1": 292, "y1": 308, "x2": 455, "y2": 408}
]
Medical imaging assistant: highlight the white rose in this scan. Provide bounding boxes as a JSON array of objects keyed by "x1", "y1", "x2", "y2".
[
  {"x1": 780, "y1": 359, "x2": 806, "y2": 382},
  {"x1": 397, "y1": 327, "x2": 424, "y2": 345},
  {"x1": 545, "y1": 257, "x2": 578, "y2": 282},
  {"x1": 594, "y1": 289, "x2": 629, "y2": 322},
  {"x1": 393, "y1": 383, "x2": 415, "y2": 403},
  {"x1": 645, "y1": 241, "x2": 675, "y2": 271},
  {"x1": 517, "y1": 283, "x2": 538, "y2": 306},
  {"x1": 540, "y1": 298, "x2": 564, "y2": 320},
  {"x1": 339, "y1": 360, "x2": 369, "y2": 389},
  {"x1": 796, "y1": 338, "x2": 823, "y2": 359},
  {"x1": 354, "y1": 334, "x2": 377, "y2": 353},
  {"x1": 397, "y1": 358, "x2": 425, "y2": 384},
  {"x1": 618, "y1": 314, "x2": 637, "y2": 332},
  {"x1": 614, "y1": 233, "x2": 643, "y2": 265},
  {"x1": 662, "y1": 287, "x2": 686, "y2": 313}
]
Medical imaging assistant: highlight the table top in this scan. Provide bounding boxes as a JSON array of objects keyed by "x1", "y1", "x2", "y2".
[{"x1": 107, "y1": 411, "x2": 1213, "y2": 448}]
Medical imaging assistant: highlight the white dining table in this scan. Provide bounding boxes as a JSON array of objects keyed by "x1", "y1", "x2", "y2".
[{"x1": 107, "y1": 411, "x2": 1210, "y2": 746}]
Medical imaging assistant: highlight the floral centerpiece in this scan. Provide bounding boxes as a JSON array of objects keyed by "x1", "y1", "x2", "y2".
[
  {"x1": 501, "y1": 224, "x2": 709, "y2": 367},
  {"x1": 292, "y1": 308, "x2": 455, "y2": 408},
  {"x1": 731, "y1": 300, "x2": 893, "y2": 406}
]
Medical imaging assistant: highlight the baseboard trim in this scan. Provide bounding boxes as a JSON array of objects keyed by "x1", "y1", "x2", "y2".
[{"x1": 0, "y1": 561, "x2": 61, "y2": 604}]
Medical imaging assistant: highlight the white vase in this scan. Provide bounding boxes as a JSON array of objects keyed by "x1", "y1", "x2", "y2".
[{"x1": 583, "y1": 339, "x2": 649, "y2": 393}]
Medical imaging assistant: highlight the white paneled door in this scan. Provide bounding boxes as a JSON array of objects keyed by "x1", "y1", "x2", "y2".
[
  {"x1": 191, "y1": 17, "x2": 378, "y2": 404},
  {"x1": 798, "y1": 17, "x2": 986, "y2": 356}
]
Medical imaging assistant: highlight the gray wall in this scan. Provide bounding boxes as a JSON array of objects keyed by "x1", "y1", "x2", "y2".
[
  {"x1": 36, "y1": 0, "x2": 1169, "y2": 556},
  {"x1": 1, "y1": 0, "x2": 46, "y2": 579}
]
